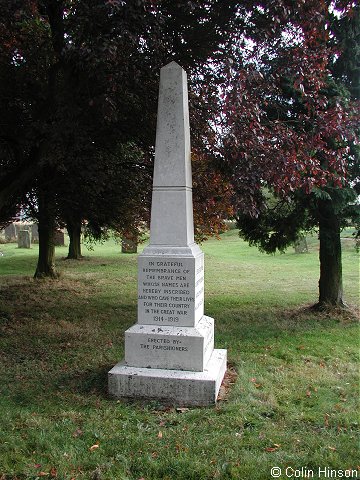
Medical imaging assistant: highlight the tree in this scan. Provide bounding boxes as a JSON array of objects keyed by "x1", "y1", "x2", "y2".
[
  {"x1": 0, "y1": 0, "x2": 238, "y2": 276},
  {"x1": 223, "y1": 1, "x2": 359, "y2": 307}
]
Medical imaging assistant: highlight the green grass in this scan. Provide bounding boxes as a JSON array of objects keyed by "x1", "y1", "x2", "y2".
[{"x1": 0, "y1": 231, "x2": 359, "y2": 480}]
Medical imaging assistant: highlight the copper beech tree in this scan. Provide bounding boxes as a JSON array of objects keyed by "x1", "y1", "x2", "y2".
[
  {"x1": 222, "y1": 1, "x2": 359, "y2": 307},
  {"x1": 0, "y1": 0, "x2": 236, "y2": 276}
]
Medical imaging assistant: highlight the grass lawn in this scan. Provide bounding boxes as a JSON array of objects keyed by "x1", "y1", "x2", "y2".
[{"x1": 0, "y1": 230, "x2": 358, "y2": 480}]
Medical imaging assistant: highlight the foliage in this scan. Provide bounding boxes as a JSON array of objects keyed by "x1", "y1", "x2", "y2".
[
  {"x1": 1, "y1": 0, "x2": 358, "y2": 283},
  {"x1": 193, "y1": 152, "x2": 234, "y2": 242},
  {"x1": 221, "y1": 1, "x2": 359, "y2": 305},
  {"x1": 223, "y1": 1, "x2": 359, "y2": 216},
  {"x1": 0, "y1": 0, "x2": 235, "y2": 221}
]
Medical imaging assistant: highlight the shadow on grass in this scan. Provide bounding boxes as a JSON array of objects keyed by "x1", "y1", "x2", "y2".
[{"x1": 60, "y1": 364, "x2": 112, "y2": 397}]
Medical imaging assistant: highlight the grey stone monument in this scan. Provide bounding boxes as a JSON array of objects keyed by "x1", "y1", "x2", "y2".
[
  {"x1": 108, "y1": 62, "x2": 226, "y2": 406},
  {"x1": 121, "y1": 237, "x2": 138, "y2": 254},
  {"x1": 54, "y1": 230, "x2": 65, "y2": 246},
  {"x1": 18, "y1": 230, "x2": 31, "y2": 249},
  {"x1": 5, "y1": 223, "x2": 16, "y2": 241},
  {"x1": 31, "y1": 224, "x2": 39, "y2": 243}
]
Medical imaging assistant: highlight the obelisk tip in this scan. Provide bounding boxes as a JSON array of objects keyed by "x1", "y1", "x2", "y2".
[
  {"x1": 162, "y1": 61, "x2": 183, "y2": 70},
  {"x1": 150, "y1": 61, "x2": 194, "y2": 246}
]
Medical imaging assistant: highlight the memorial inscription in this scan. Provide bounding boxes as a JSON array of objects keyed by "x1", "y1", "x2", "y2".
[
  {"x1": 138, "y1": 254, "x2": 204, "y2": 326},
  {"x1": 124, "y1": 317, "x2": 214, "y2": 371}
]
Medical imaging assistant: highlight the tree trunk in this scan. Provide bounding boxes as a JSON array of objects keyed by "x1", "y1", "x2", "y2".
[
  {"x1": 34, "y1": 190, "x2": 58, "y2": 279},
  {"x1": 66, "y1": 218, "x2": 83, "y2": 259},
  {"x1": 317, "y1": 198, "x2": 344, "y2": 307}
]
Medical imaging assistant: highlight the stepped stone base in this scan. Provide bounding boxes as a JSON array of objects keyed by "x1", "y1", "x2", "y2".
[
  {"x1": 108, "y1": 349, "x2": 227, "y2": 406},
  {"x1": 125, "y1": 316, "x2": 214, "y2": 371}
]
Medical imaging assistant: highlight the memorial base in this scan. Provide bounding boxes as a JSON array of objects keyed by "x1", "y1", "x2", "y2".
[{"x1": 108, "y1": 349, "x2": 227, "y2": 406}]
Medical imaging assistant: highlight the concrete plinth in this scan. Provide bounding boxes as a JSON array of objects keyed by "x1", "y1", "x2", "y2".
[
  {"x1": 125, "y1": 316, "x2": 214, "y2": 371},
  {"x1": 109, "y1": 349, "x2": 227, "y2": 406}
]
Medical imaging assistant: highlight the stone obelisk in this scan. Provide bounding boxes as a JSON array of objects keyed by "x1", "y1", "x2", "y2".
[{"x1": 108, "y1": 62, "x2": 226, "y2": 406}]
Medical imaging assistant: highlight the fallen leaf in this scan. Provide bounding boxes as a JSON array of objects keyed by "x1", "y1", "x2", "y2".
[
  {"x1": 175, "y1": 443, "x2": 188, "y2": 453},
  {"x1": 306, "y1": 390, "x2": 311, "y2": 397},
  {"x1": 254, "y1": 383, "x2": 262, "y2": 389},
  {"x1": 157, "y1": 431, "x2": 163, "y2": 439},
  {"x1": 297, "y1": 345, "x2": 305, "y2": 350},
  {"x1": 324, "y1": 413, "x2": 330, "y2": 427},
  {"x1": 72, "y1": 428, "x2": 83, "y2": 438},
  {"x1": 89, "y1": 444, "x2": 99, "y2": 451},
  {"x1": 265, "y1": 444, "x2": 281, "y2": 452},
  {"x1": 218, "y1": 385, "x2": 226, "y2": 398},
  {"x1": 151, "y1": 451, "x2": 158, "y2": 459},
  {"x1": 50, "y1": 467, "x2": 57, "y2": 477},
  {"x1": 328, "y1": 446, "x2": 337, "y2": 451},
  {"x1": 34, "y1": 464, "x2": 42, "y2": 469}
]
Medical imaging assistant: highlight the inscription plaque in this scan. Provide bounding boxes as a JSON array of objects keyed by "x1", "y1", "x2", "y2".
[
  {"x1": 138, "y1": 254, "x2": 204, "y2": 326},
  {"x1": 125, "y1": 317, "x2": 214, "y2": 371}
]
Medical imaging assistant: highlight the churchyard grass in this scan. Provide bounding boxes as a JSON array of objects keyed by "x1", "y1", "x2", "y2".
[{"x1": 0, "y1": 230, "x2": 358, "y2": 480}]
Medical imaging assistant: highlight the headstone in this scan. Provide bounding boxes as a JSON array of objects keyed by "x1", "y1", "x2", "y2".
[
  {"x1": 5, "y1": 223, "x2": 16, "y2": 241},
  {"x1": 121, "y1": 237, "x2": 138, "y2": 253},
  {"x1": 54, "y1": 230, "x2": 65, "y2": 246},
  {"x1": 18, "y1": 230, "x2": 31, "y2": 249},
  {"x1": 31, "y1": 224, "x2": 39, "y2": 243},
  {"x1": 294, "y1": 235, "x2": 308, "y2": 253},
  {"x1": 14, "y1": 222, "x2": 32, "y2": 239},
  {"x1": 14, "y1": 222, "x2": 22, "y2": 238},
  {"x1": 108, "y1": 62, "x2": 227, "y2": 406}
]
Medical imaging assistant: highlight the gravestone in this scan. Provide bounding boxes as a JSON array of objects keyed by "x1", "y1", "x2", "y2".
[
  {"x1": 18, "y1": 230, "x2": 31, "y2": 249},
  {"x1": 14, "y1": 222, "x2": 23, "y2": 238},
  {"x1": 5, "y1": 223, "x2": 16, "y2": 241},
  {"x1": 108, "y1": 62, "x2": 227, "y2": 406},
  {"x1": 121, "y1": 237, "x2": 138, "y2": 253},
  {"x1": 31, "y1": 224, "x2": 39, "y2": 243},
  {"x1": 294, "y1": 235, "x2": 308, "y2": 253},
  {"x1": 54, "y1": 230, "x2": 65, "y2": 246}
]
